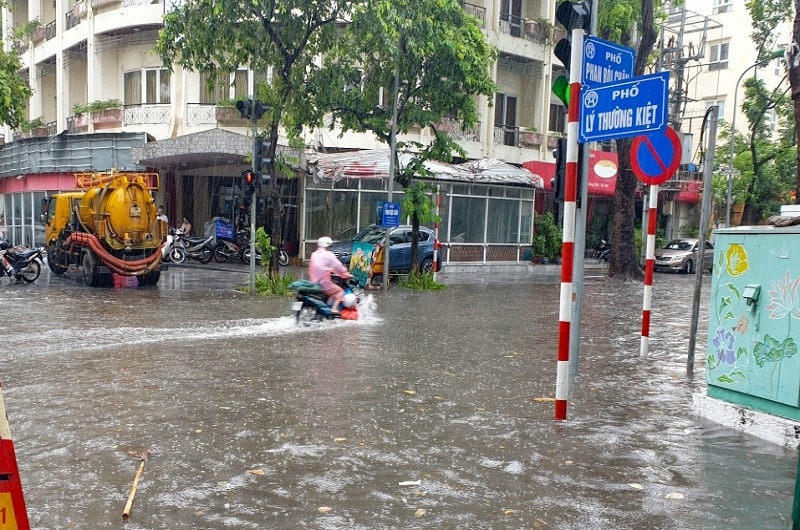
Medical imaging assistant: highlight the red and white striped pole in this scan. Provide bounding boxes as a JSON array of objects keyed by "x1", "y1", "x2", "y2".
[
  {"x1": 433, "y1": 187, "x2": 441, "y2": 277},
  {"x1": 555, "y1": 27, "x2": 584, "y2": 421},
  {"x1": 640, "y1": 185, "x2": 659, "y2": 355},
  {"x1": 0, "y1": 380, "x2": 30, "y2": 530}
]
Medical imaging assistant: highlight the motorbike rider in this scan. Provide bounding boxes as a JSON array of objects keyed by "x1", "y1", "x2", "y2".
[{"x1": 309, "y1": 236, "x2": 352, "y2": 314}]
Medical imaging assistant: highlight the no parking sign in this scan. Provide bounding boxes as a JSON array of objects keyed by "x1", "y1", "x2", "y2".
[{"x1": 630, "y1": 126, "x2": 682, "y2": 185}]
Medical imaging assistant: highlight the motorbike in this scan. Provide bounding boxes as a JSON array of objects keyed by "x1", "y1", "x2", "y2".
[
  {"x1": 162, "y1": 229, "x2": 187, "y2": 264},
  {"x1": 213, "y1": 230, "x2": 246, "y2": 263},
  {"x1": 592, "y1": 239, "x2": 611, "y2": 261},
  {"x1": 174, "y1": 228, "x2": 213, "y2": 264},
  {"x1": 289, "y1": 275, "x2": 362, "y2": 325},
  {"x1": 0, "y1": 240, "x2": 45, "y2": 283}
]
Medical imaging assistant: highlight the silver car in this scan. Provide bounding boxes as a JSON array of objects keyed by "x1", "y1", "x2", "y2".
[{"x1": 654, "y1": 238, "x2": 714, "y2": 274}]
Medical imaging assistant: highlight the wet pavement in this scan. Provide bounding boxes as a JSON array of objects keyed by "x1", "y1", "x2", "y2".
[{"x1": 0, "y1": 263, "x2": 796, "y2": 529}]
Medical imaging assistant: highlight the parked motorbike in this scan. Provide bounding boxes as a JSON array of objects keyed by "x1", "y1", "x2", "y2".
[
  {"x1": 174, "y1": 228, "x2": 213, "y2": 264},
  {"x1": 0, "y1": 240, "x2": 45, "y2": 283},
  {"x1": 288, "y1": 275, "x2": 362, "y2": 325},
  {"x1": 214, "y1": 229, "x2": 249, "y2": 263},
  {"x1": 592, "y1": 239, "x2": 611, "y2": 261},
  {"x1": 161, "y1": 229, "x2": 187, "y2": 264}
]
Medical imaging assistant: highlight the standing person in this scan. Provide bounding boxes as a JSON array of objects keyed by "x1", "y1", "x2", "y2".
[
  {"x1": 180, "y1": 216, "x2": 192, "y2": 237},
  {"x1": 156, "y1": 206, "x2": 169, "y2": 224},
  {"x1": 308, "y1": 236, "x2": 352, "y2": 314}
]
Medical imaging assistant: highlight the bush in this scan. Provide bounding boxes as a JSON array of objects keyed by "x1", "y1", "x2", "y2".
[
  {"x1": 531, "y1": 211, "x2": 562, "y2": 261},
  {"x1": 402, "y1": 271, "x2": 446, "y2": 291},
  {"x1": 238, "y1": 272, "x2": 296, "y2": 296}
]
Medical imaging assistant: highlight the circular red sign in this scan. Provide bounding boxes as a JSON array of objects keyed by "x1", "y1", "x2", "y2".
[{"x1": 630, "y1": 126, "x2": 682, "y2": 186}]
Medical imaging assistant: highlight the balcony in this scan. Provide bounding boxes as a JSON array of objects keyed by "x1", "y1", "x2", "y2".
[
  {"x1": 518, "y1": 130, "x2": 543, "y2": 148},
  {"x1": 125, "y1": 104, "x2": 171, "y2": 126},
  {"x1": 461, "y1": 2, "x2": 486, "y2": 27},
  {"x1": 499, "y1": 13, "x2": 523, "y2": 38},
  {"x1": 494, "y1": 125, "x2": 519, "y2": 147}
]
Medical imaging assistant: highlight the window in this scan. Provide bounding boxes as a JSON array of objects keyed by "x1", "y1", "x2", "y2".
[
  {"x1": 494, "y1": 93, "x2": 517, "y2": 145},
  {"x1": 705, "y1": 99, "x2": 726, "y2": 122},
  {"x1": 199, "y1": 69, "x2": 249, "y2": 104},
  {"x1": 713, "y1": 0, "x2": 732, "y2": 14},
  {"x1": 548, "y1": 103, "x2": 566, "y2": 134},
  {"x1": 124, "y1": 68, "x2": 171, "y2": 105},
  {"x1": 708, "y1": 42, "x2": 729, "y2": 71}
]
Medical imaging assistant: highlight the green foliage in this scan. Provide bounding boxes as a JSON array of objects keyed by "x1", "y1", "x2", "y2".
[
  {"x1": 531, "y1": 211, "x2": 562, "y2": 261},
  {"x1": 0, "y1": 48, "x2": 33, "y2": 129},
  {"x1": 18, "y1": 117, "x2": 45, "y2": 132},
  {"x1": 238, "y1": 271, "x2": 296, "y2": 295},
  {"x1": 73, "y1": 99, "x2": 123, "y2": 115},
  {"x1": 255, "y1": 227, "x2": 275, "y2": 266},
  {"x1": 11, "y1": 18, "x2": 42, "y2": 42},
  {"x1": 401, "y1": 271, "x2": 446, "y2": 291},
  {"x1": 254, "y1": 271, "x2": 296, "y2": 295},
  {"x1": 312, "y1": 0, "x2": 497, "y2": 145}
]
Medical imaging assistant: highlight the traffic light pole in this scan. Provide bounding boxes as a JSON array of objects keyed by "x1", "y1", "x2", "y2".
[
  {"x1": 249, "y1": 101, "x2": 258, "y2": 295},
  {"x1": 554, "y1": 25, "x2": 584, "y2": 421},
  {"x1": 568, "y1": 0, "x2": 596, "y2": 376}
]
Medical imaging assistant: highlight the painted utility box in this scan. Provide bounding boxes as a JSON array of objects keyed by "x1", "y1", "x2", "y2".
[{"x1": 706, "y1": 226, "x2": 800, "y2": 421}]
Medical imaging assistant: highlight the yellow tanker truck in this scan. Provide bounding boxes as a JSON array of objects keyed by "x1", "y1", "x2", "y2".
[{"x1": 44, "y1": 170, "x2": 167, "y2": 287}]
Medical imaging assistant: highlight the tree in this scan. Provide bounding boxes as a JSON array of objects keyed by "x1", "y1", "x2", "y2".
[
  {"x1": 595, "y1": 0, "x2": 660, "y2": 281},
  {"x1": 786, "y1": 1, "x2": 800, "y2": 202},
  {"x1": 310, "y1": 0, "x2": 496, "y2": 274},
  {"x1": 156, "y1": 0, "x2": 354, "y2": 275},
  {"x1": 0, "y1": 46, "x2": 32, "y2": 129}
]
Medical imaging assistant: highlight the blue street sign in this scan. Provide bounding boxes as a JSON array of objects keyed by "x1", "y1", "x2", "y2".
[
  {"x1": 381, "y1": 201, "x2": 400, "y2": 228},
  {"x1": 583, "y1": 36, "x2": 635, "y2": 87},
  {"x1": 579, "y1": 71, "x2": 670, "y2": 143}
]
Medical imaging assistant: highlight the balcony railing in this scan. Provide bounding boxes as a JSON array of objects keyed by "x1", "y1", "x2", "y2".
[
  {"x1": 499, "y1": 13, "x2": 523, "y2": 38},
  {"x1": 186, "y1": 103, "x2": 217, "y2": 126},
  {"x1": 124, "y1": 104, "x2": 170, "y2": 125},
  {"x1": 461, "y1": 2, "x2": 486, "y2": 27},
  {"x1": 66, "y1": 11, "x2": 80, "y2": 30},
  {"x1": 45, "y1": 20, "x2": 56, "y2": 41},
  {"x1": 493, "y1": 125, "x2": 519, "y2": 147}
]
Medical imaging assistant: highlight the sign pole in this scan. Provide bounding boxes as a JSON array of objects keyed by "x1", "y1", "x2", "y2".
[
  {"x1": 640, "y1": 184, "x2": 658, "y2": 355},
  {"x1": 554, "y1": 26, "x2": 583, "y2": 421}
]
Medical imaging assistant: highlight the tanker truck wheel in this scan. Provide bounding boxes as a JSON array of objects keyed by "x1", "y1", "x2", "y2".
[
  {"x1": 82, "y1": 251, "x2": 98, "y2": 287},
  {"x1": 47, "y1": 243, "x2": 67, "y2": 274},
  {"x1": 82, "y1": 250, "x2": 111, "y2": 287},
  {"x1": 139, "y1": 270, "x2": 161, "y2": 286}
]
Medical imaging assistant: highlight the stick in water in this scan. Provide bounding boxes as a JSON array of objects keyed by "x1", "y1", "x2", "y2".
[{"x1": 122, "y1": 458, "x2": 146, "y2": 520}]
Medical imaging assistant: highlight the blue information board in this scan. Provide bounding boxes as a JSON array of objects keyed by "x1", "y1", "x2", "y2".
[
  {"x1": 583, "y1": 36, "x2": 635, "y2": 87},
  {"x1": 381, "y1": 202, "x2": 400, "y2": 228},
  {"x1": 579, "y1": 71, "x2": 669, "y2": 143}
]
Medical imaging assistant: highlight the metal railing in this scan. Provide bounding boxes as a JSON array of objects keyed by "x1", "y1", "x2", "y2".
[{"x1": 493, "y1": 125, "x2": 519, "y2": 146}]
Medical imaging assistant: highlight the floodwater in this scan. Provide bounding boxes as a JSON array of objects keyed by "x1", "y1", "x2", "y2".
[{"x1": 0, "y1": 265, "x2": 796, "y2": 529}]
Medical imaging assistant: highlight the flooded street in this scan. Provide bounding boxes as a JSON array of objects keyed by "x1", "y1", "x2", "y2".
[{"x1": 0, "y1": 265, "x2": 796, "y2": 529}]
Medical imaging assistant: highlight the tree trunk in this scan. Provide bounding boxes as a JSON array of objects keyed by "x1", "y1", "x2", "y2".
[
  {"x1": 791, "y1": 1, "x2": 800, "y2": 202},
  {"x1": 608, "y1": 138, "x2": 643, "y2": 280},
  {"x1": 607, "y1": 0, "x2": 656, "y2": 281}
]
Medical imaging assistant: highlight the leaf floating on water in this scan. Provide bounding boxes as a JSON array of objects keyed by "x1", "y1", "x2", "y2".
[
  {"x1": 628, "y1": 483, "x2": 644, "y2": 490},
  {"x1": 564, "y1": 460, "x2": 573, "y2": 466},
  {"x1": 317, "y1": 506, "x2": 333, "y2": 514},
  {"x1": 534, "y1": 518, "x2": 548, "y2": 528},
  {"x1": 334, "y1": 437, "x2": 347, "y2": 442},
  {"x1": 404, "y1": 389, "x2": 416, "y2": 396},
  {"x1": 533, "y1": 397, "x2": 555, "y2": 403},
  {"x1": 665, "y1": 492, "x2": 684, "y2": 500},
  {"x1": 414, "y1": 508, "x2": 427, "y2": 518},
  {"x1": 247, "y1": 469, "x2": 265, "y2": 476},
  {"x1": 399, "y1": 480, "x2": 421, "y2": 486},
  {"x1": 504, "y1": 509, "x2": 514, "y2": 515}
]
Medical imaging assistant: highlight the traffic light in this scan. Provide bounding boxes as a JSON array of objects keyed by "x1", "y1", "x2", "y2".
[
  {"x1": 254, "y1": 136, "x2": 272, "y2": 181},
  {"x1": 236, "y1": 99, "x2": 270, "y2": 120},
  {"x1": 242, "y1": 169, "x2": 256, "y2": 198},
  {"x1": 550, "y1": 138, "x2": 582, "y2": 207},
  {"x1": 552, "y1": 1, "x2": 591, "y2": 107}
]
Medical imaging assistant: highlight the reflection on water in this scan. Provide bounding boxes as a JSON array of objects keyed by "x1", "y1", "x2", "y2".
[{"x1": 0, "y1": 268, "x2": 794, "y2": 529}]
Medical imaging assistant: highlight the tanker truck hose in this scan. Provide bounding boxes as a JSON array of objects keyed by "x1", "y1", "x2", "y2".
[
  {"x1": 73, "y1": 205, "x2": 92, "y2": 233},
  {"x1": 65, "y1": 233, "x2": 163, "y2": 274}
]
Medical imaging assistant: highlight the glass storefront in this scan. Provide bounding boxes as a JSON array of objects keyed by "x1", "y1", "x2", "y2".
[{"x1": 1, "y1": 192, "x2": 48, "y2": 247}]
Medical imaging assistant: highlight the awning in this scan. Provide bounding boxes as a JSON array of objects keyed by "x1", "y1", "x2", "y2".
[
  {"x1": 523, "y1": 150, "x2": 619, "y2": 197},
  {"x1": 310, "y1": 150, "x2": 543, "y2": 188}
]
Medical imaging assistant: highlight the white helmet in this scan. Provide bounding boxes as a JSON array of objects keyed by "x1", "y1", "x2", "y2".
[
  {"x1": 318, "y1": 236, "x2": 333, "y2": 248},
  {"x1": 342, "y1": 292, "x2": 357, "y2": 308}
]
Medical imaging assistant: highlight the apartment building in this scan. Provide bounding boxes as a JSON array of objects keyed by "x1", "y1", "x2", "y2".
[{"x1": 0, "y1": 0, "x2": 604, "y2": 265}]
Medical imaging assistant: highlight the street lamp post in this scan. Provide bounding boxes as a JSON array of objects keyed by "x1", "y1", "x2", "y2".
[{"x1": 726, "y1": 49, "x2": 785, "y2": 226}]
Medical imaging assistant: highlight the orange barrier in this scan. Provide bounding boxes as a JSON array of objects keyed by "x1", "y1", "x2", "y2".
[{"x1": 0, "y1": 381, "x2": 30, "y2": 530}]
